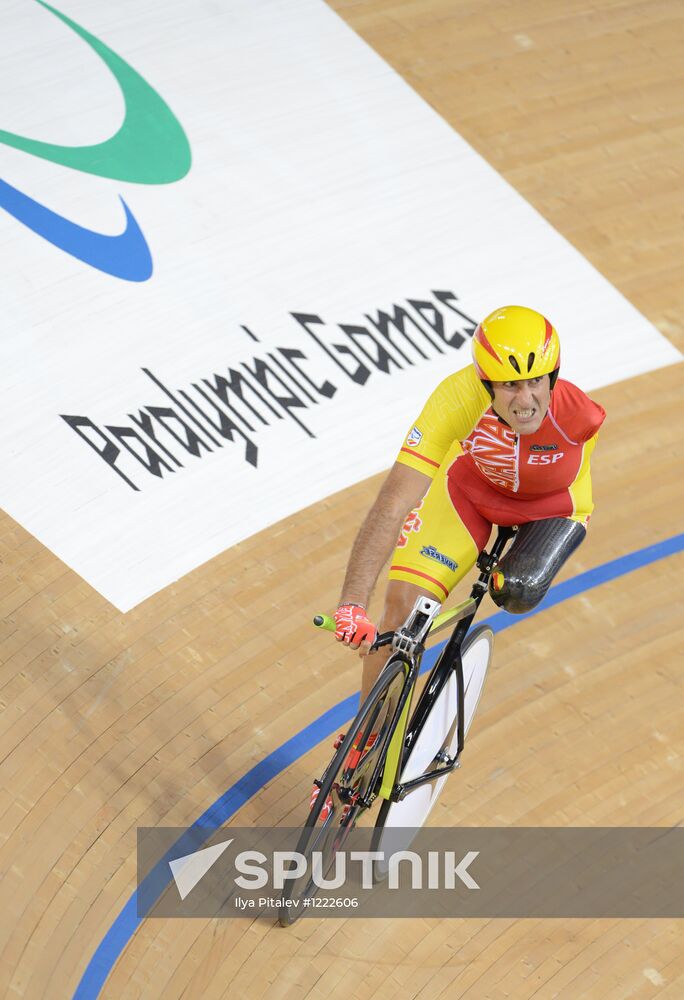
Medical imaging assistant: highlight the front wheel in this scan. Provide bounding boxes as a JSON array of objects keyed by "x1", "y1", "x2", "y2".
[
  {"x1": 372, "y1": 624, "x2": 493, "y2": 871},
  {"x1": 278, "y1": 655, "x2": 409, "y2": 925}
]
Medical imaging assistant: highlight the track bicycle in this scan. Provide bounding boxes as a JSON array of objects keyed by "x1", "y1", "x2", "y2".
[{"x1": 278, "y1": 526, "x2": 515, "y2": 925}]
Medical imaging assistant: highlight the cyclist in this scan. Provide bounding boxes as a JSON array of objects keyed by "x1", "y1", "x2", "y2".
[{"x1": 312, "y1": 305, "x2": 605, "y2": 817}]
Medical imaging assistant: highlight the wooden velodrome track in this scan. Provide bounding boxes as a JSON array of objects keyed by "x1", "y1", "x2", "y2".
[{"x1": 2, "y1": 1, "x2": 683, "y2": 997}]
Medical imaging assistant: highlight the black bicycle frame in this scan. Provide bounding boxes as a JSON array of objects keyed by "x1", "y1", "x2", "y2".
[{"x1": 389, "y1": 526, "x2": 515, "y2": 801}]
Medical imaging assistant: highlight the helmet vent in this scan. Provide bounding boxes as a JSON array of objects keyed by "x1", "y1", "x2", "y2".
[
  {"x1": 527, "y1": 352, "x2": 535, "y2": 372},
  {"x1": 508, "y1": 355, "x2": 521, "y2": 374}
]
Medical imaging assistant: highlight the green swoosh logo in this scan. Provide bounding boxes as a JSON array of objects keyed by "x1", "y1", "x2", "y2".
[{"x1": 0, "y1": 0, "x2": 190, "y2": 184}]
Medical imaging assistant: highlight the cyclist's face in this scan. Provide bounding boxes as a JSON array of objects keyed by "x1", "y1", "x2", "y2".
[{"x1": 490, "y1": 375, "x2": 551, "y2": 434}]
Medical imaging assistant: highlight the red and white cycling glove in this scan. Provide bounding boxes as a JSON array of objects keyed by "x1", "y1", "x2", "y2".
[{"x1": 334, "y1": 604, "x2": 377, "y2": 649}]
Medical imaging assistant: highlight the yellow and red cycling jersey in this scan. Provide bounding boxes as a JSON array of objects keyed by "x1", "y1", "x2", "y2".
[
  {"x1": 390, "y1": 364, "x2": 606, "y2": 598},
  {"x1": 397, "y1": 364, "x2": 605, "y2": 520}
]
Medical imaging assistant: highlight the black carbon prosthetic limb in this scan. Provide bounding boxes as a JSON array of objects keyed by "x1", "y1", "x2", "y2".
[{"x1": 488, "y1": 518, "x2": 586, "y2": 614}]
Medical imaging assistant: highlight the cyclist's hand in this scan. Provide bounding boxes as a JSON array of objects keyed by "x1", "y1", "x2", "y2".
[{"x1": 334, "y1": 604, "x2": 377, "y2": 653}]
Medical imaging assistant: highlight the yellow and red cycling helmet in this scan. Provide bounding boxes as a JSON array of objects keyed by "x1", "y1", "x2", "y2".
[{"x1": 472, "y1": 305, "x2": 561, "y2": 392}]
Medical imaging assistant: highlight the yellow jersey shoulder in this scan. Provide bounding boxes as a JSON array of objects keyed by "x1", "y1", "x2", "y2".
[{"x1": 396, "y1": 363, "x2": 490, "y2": 477}]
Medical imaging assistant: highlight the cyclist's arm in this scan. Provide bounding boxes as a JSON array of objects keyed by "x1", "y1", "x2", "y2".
[
  {"x1": 338, "y1": 366, "x2": 487, "y2": 608},
  {"x1": 339, "y1": 462, "x2": 431, "y2": 608}
]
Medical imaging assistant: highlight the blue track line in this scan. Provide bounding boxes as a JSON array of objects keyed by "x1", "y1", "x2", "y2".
[{"x1": 73, "y1": 532, "x2": 684, "y2": 999}]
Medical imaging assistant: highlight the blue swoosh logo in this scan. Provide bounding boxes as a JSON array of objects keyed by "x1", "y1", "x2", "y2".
[{"x1": 0, "y1": 178, "x2": 152, "y2": 282}]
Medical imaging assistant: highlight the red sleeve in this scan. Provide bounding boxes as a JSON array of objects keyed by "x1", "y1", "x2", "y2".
[{"x1": 550, "y1": 379, "x2": 606, "y2": 444}]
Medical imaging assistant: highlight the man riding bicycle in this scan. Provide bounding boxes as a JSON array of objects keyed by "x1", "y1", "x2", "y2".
[{"x1": 313, "y1": 305, "x2": 605, "y2": 816}]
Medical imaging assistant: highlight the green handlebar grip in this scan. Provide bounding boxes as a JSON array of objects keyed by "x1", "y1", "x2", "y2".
[{"x1": 313, "y1": 613, "x2": 336, "y2": 631}]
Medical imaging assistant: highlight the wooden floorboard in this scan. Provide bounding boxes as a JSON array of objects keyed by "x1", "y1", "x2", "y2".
[{"x1": 1, "y1": 1, "x2": 683, "y2": 998}]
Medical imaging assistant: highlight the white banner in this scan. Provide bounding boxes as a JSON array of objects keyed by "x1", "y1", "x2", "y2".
[{"x1": 0, "y1": 0, "x2": 680, "y2": 610}]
